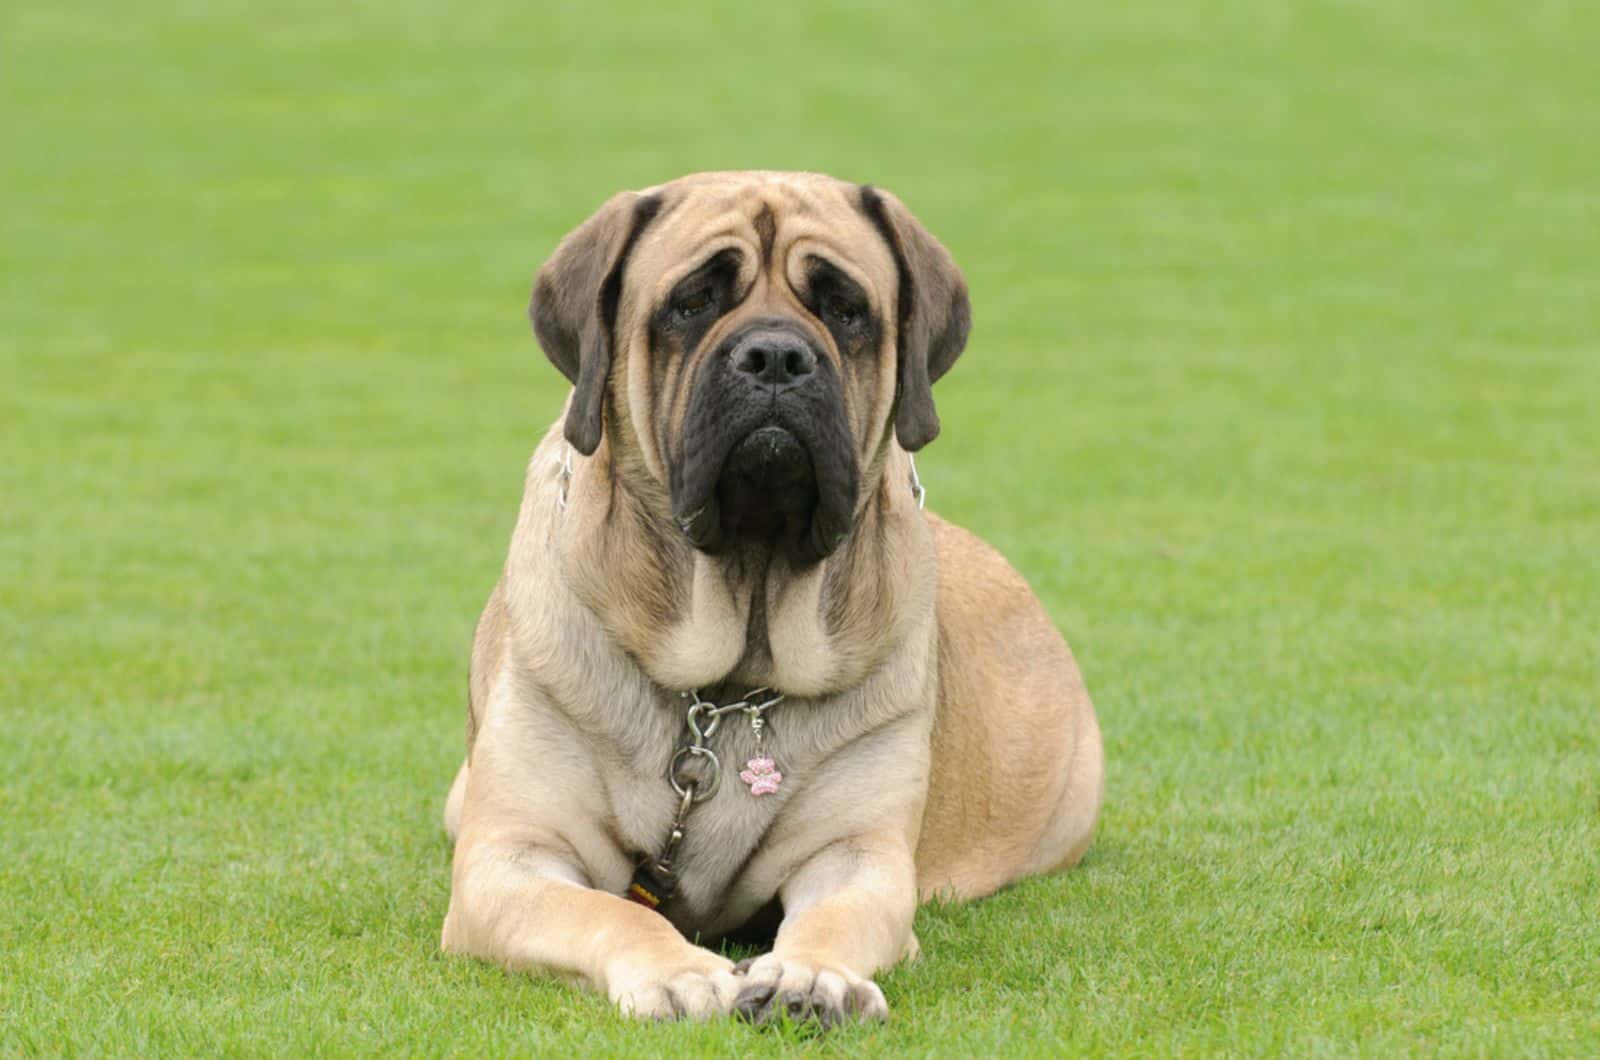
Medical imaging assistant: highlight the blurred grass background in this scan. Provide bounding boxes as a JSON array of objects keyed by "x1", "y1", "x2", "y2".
[{"x1": 3, "y1": 0, "x2": 1598, "y2": 1053}]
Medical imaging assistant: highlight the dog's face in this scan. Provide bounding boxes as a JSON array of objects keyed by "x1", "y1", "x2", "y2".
[{"x1": 532, "y1": 172, "x2": 969, "y2": 566}]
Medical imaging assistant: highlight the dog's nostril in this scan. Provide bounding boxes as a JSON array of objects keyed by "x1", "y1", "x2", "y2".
[
  {"x1": 784, "y1": 350, "x2": 810, "y2": 378},
  {"x1": 738, "y1": 347, "x2": 768, "y2": 376}
]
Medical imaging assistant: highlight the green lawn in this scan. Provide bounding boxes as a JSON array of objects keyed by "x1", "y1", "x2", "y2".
[{"x1": 4, "y1": 0, "x2": 1598, "y2": 1054}]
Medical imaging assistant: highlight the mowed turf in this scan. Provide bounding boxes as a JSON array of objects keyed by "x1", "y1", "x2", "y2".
[{"x1": 4, "y1": 0, "x2": 1598, "y2": 1054}]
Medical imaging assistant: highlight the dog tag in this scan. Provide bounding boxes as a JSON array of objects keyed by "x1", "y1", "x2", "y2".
[{"x1": 739, "y1": 756, "x2": 783, "y2": 796}]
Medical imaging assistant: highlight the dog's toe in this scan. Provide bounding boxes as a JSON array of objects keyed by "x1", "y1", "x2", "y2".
[
  {"x1": 611, "y1": 953, "x2": 739, "y2": 1021},
  {"x1": 616, "y1": 984, "x2": 675, "y2": 1021},
  {"x1": 733, "y1": 955, "x2": 886, "y2": 1027},
  {"x1": 847, "y1": 977, "x2": 889, "y2": 1021},
  {"x1": 664, "y1": 968, "x2": 739, "y2": 1021}
]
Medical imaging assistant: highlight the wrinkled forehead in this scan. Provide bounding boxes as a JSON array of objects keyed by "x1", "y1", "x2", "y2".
[{"x1": 625, "y1": 173, "x2": 898, "y2": 305}]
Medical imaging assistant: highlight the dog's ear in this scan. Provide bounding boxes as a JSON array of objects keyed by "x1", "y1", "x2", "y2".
[
  {"x1": 531, "y1": 192, "x2": 663, "y2": 455},
  {"x1": 859, "y1": 185, "x2": 971, "y2": 452}
]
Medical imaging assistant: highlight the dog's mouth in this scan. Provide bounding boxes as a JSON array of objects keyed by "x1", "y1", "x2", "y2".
[
  {"x1": 673, "y1": 416, "x2": 857, "y2": 565},
  {"x1": 714, "y1": 424, "x2": 817, "y2": 537},
  {"x1": 675, "y1": 425, "x2": 816, "y2": 557}
]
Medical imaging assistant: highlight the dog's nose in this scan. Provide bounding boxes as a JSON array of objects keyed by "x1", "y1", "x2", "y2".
[{"x1": 730, "y1": 328, "x2": 817, "y2": 388}]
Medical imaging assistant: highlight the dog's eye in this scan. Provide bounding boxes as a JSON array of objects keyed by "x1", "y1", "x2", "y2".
[
  {"x1": 672, "y1": 290, "x2": 714, "y2": 320},
  {"x1": 823, "y1": 294, "x2": 861, "y2": 326}
]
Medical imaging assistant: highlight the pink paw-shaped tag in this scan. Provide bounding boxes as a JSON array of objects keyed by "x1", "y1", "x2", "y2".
[{"x1": 739, "y1": 756, "x2": 783, "y2": 796}]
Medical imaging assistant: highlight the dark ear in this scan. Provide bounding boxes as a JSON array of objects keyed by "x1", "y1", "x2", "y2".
[
  {"x1": 530, "y1": 191, "x2": 662, "y2": 455},
  {"x1": 859, "y1": 185, "x2": 971, "y2": 451}
]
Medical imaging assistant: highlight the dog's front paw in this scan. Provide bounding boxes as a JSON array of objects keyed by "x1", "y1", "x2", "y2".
[
  {"x1": 609, "y1": 951, "x2": 741, "y2": 1021},
  {"x1": 733, "y1": 954, "x2": 888, "y2": 1027}
]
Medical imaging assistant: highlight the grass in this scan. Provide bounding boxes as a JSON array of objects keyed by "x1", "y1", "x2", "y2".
[{"x1": 3, "y1": 0, "x2": 1598, "y2": 1053}]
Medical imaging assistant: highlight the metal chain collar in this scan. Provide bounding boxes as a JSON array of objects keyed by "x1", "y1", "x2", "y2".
[{"x1": 627, "y1": 688, "x2": 783, "y2": 909}]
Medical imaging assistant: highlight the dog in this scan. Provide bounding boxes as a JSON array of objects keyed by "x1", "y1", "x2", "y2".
[{"x1": 440, "y1": 171, "x2": 1102, "y2": 1025}]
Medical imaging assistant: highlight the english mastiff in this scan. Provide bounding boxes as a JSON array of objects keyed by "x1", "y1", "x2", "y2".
[{"x1": 441, "y1": 171, "x2": 1102, "y2": 1025}]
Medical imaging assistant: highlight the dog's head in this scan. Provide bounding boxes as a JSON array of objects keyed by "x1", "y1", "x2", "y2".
[{"x1": 531, "y1": 171, "x2": 969, "y2": 565}]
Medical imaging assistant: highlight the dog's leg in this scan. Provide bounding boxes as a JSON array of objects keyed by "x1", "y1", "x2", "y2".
[
  {"x1": 734, "y1": 829, "x2": 916, "y2": 1025},
  {"x1": 441, "y1": 837, "x2": 740, "y2": 1020}
]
